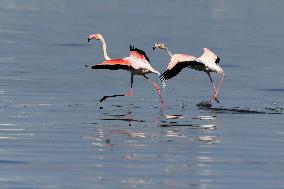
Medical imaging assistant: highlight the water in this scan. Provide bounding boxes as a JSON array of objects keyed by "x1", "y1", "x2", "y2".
[{"x1": 1, "y1": 0, "x2": 284, "y2": 188}]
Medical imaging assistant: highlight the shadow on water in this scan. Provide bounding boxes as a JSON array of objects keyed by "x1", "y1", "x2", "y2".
[{"x1": 197, "y1": 103, "x2": 283, "y2": 115}]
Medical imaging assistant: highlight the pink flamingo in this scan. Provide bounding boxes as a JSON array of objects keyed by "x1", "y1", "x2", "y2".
[
  {"x1": 87, "y1": 33, "x2": 163, "y2": 103},
  {"x1": 153, "y1": 43, "x2": 225, "y2": 103}
]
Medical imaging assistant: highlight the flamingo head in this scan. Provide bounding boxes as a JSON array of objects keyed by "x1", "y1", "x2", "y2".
[
  {"x1": 88, "y1": 33, "x2": 103, "y2": 42},
  {"x1": 153, "y1": 43, "x2": 167, "y2": 50}
]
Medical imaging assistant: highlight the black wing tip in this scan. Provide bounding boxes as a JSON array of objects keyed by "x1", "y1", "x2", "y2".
[
  {"x1": 91, "y1": 64, "x2": 131, "y2": 70},
  {"x1": 159, "y1": 77, "x2": 167, "y2": 81},
  {"x1": 130, "y1": 45, "x2": 150, "y2": 62},
  {"x1": 216, "y1": 56, "x2": 220, "y2": 63},
  {"x1": 159, "y1": 71, "x2": 169, "y2": 81}
]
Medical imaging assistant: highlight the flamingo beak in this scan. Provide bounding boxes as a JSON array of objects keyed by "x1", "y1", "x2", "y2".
[{"x1": 88, "y1": 34, "x2": 96, "y2": 42}]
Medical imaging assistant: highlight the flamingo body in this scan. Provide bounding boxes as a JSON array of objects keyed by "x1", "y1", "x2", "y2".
[
  {"x1": 153, "y1": 43, "x2": 225, "y2": 103},
  {"x1": 87, "y1": 33, "x2": 163, "y2": 103}
]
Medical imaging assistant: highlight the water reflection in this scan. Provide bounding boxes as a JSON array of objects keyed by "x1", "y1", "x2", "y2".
[
  {"x1": 100, "y1": 111, "x2": 144, "y2": 127},
  {"x1": 0, "y1": 123, "x2": 35, "y2": 141},
  {"x1": 196, "y1": 136, "x2": 220, "y2": 144},
  {"x1": 160, "y1": 114, "x2": 218, "y2": 130},
  {"x1": 82, "y1": 103, "x2": 223, "y2": 188}
]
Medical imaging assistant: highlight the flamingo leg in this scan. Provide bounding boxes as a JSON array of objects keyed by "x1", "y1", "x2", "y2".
[
  {"x1": 125, "y1": 73, "x2": 134, "y2": 96},
  {"x1": 207, "y1": 72, "x2": 219, "y2": 103},
  {"x1": 144, "y1": 75, "x2": 164, "y2": 104},
  {"x1": 213, "y1": 73, "x2": 225, "y2": 100},
  {"x1": 100, "y1": 74, "x2": 134, "y2": 102},
  {"x1": 207, "y1": 72, "x2": 217, "y2": 95}
]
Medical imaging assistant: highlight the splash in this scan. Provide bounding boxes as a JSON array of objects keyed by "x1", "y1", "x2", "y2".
[
  {"x1": 265, "y1": 102, "x2": 284, "y2": 112},
  {"x1": 196, "y1": 100, "x2": 212, "y2": 108}
]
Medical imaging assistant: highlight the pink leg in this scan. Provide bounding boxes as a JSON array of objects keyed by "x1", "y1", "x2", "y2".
[
  {"x1": 207, "y1": 73, "x2": 217, "y2": 95},
  {"x1": 144, "y1": 76, "x2": 164, "y2": 104},
  {"x1": 213, "y1": 73, "x2": 225, "y2": 100},
  {"x1": 207, "y1": 73, "x2": 219, "y2": 103},
  {"x1": 125, "y1": 74, "x2": 134, "y2": 96},
  {"x1": 125, "y1": 89, "x2": 133, "y2": 96}
]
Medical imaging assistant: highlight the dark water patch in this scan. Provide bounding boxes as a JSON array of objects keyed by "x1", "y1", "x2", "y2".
[
  {"x1": 199, "y1": 106, "x2": 283, "y2": 114},
  {"x1": 160, "y1": 123, "x2": 178, "y2": 127},
  {"x1": 0, "y1": 160, "x2": 26, "y2": 164},
  {"x1": 256, "y1": 88, "x2": 284, "y2": 92},
  {"x1": 102, "y1": 113, "x2": 126, "y2": 117},
  {"x1": 83, "y1": 122, "x2": 98, "y2": 125}
]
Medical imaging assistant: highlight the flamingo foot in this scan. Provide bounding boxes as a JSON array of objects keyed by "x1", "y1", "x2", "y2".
[
  {"x1": 125, "y1": 89, "x2": 133, "y2": 97},
  {"x1": 212, "y1": 93, "x2": 220, "y2": 103},
  {"x1": 213, "y1": 96, "x2": 220, "y2": 103}
]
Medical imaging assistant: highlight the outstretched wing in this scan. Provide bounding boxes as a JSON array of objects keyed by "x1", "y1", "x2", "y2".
[
  {"x1": 129, "y1": 45, "x2": 150, "y2": 63},
  {"x1": 160, "y1": 61, "x2": 202, "y2": 81},
  {"x1": 91, "y1": 59, "x2": 133, "y2": 70},
  {"x1": 198, "y1": 48, "x2": 220, "y2": 64}
]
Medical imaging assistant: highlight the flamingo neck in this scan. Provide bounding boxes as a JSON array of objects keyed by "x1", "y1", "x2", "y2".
[
  {"x1": 165, "y1": 47, "x2": 173, "y2": 58},
  {"x1": 100, "y1": 38, "x2": 111, "y2": 60}
]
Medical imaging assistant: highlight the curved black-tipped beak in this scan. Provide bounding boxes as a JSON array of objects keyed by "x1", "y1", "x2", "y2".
[
  {"x1": 153, "y1": 46, "x2": 156, "y2": 50},
  {"x1": 88, "y1": 38, "x2": 90, "y2": 42}
]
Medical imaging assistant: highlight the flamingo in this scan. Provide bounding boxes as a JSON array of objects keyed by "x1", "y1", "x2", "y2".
[
  {"x1": 153, "y1": 43, "x2": 225, "y2": 104},
  {"x1": 87, "y1": 33, "x2": 163, "y2": 103}
]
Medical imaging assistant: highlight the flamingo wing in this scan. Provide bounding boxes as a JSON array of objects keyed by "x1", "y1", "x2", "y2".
[
  {"x1": 92, "y1": 59, "x2": 133, "y2": 70},
  {"x1": 160, "y1": 60, "x2": 202, "y2": 81},
  {"x1": 129, "y1": 45, "x2": 150, "y2": 63},
  {"x1": 198, "y1": 48, "x2": 220, "y2": 64}
]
